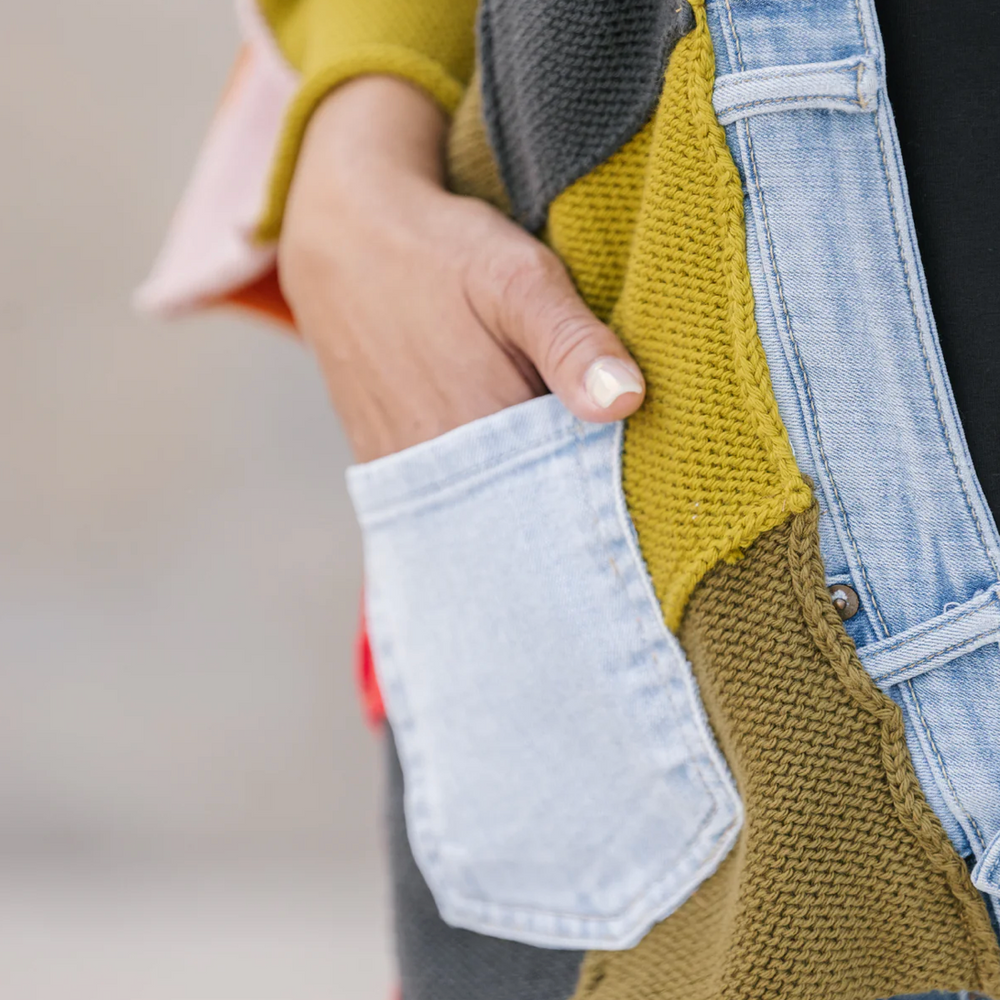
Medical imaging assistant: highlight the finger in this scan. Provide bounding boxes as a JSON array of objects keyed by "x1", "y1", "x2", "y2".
[{"x1": 471, "y1": 241, "x2": 645, "y2": 422}]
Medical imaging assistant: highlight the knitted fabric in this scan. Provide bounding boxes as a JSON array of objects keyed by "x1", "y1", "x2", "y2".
[
  {"x1": 572, "y1": 506, "x2": 1000, "y2": 999},
  {"x1": 448, "y1": 2, "x2": 1000, "y2": 993},
  {"x1": 478, "y1": 0, "x2": 694, "y2": 230},
  {"x1": 255, "y1": 0, "x2": 477, "y2": 239},
  {"x1": 548, "y1": 0, "x2": 811, "y2": 631}
]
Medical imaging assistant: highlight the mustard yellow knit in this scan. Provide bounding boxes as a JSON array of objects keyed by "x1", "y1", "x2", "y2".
[{"x1": 546, "y1": 0, "x2": 811, "y2": 630}]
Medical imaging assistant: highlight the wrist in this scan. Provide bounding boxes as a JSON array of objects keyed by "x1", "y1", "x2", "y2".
[{"x1": 303, "y1": 75, "x2": 449, "y2": 190}]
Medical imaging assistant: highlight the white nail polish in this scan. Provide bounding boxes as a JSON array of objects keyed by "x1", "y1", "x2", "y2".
[{"x1": 584, "y1": 358, "x2": 644, "y2": 409}]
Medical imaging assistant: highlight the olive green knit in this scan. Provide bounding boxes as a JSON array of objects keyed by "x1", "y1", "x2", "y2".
[{"x1": 574, "y1": 506, "x2": 1000, "y2": 999}]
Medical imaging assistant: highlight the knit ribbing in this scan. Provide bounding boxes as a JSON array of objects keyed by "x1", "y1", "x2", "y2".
[{"x1": 573, "y1": 506, "x2": 1000, "y2": 1000}]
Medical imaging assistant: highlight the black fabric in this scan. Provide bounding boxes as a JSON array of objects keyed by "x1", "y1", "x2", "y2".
[
  {"x1": 478, "y1": 0, "x2": 694, "y2": 231},
  {"x1": 876, "y1": 0, "x2": 1000, "y2": 528},
  {"x1": 384, "y1": 731, "x2": 584, "y2": 1000}
]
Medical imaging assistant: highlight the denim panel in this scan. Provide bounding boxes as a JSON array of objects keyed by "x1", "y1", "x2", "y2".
[
  {"x1": 347, "y1": 394, "x2": 741, "y2": 949},
  {"x1": 705, "y1": 0, "x2": 1000, "y2": 928}
]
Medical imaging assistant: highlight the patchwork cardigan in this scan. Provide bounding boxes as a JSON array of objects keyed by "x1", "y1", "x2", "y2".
[{"x1": 139, "y1": 1, "x2": 1000, "y2": 997}]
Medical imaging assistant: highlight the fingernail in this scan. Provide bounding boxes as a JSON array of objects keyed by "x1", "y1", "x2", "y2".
[{"x1": 584, "y1": 357, "x2": 644, "y2": 409}]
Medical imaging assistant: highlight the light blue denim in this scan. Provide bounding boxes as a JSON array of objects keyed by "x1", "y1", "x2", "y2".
[
  {"x1": 346, "y1": 394, "x2": 741, "y2": 949},
  {"x1": 705, "y1": 0, "x2": 1000, "y2": 929}
]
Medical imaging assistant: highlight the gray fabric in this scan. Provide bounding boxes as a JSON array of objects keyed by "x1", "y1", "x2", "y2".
[
  {"x1": 478, "y1": 0, "x2": 695, "y2": 231},
  {"x1": 384, "y1": 731, "x2": 583, "y2": 1000}
]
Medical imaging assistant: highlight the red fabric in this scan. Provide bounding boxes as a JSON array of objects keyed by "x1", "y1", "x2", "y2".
[
  {"x1": 221, "y1": 265, "x2": 296, "y2": 328},
  {"x1": 355, "y1": 597, "x2": 386, "y2": 728}
]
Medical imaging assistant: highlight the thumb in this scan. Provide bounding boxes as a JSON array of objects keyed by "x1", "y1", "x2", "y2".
[{"x1": 473, "y1": 242, "x2": 646, "y2": 422}]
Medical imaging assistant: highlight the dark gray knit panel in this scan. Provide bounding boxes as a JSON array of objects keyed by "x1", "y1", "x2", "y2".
[
  {"x1": 384, "y1": 732, "x2": 584, "y2": 1000},
  {"x1": 478, "y1": 0, "x2": 695, "y2": 231}
]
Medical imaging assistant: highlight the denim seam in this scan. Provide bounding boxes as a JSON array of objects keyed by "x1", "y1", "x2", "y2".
[
  {"x1": 589, "y1": 422, "x2": 743, "y2": 925},
  {"x1": 722, "y1": 0, "x2": 746, "y2": 71},
  {"x1": 577, "y1": 422, "x2": 720, "y2": 819},
  {"x1": 853, "y1": 0, "x2": 870, "y2": 53},
  {"x1": 854, "y1": 61, "x2": 869, "y2": 108},
  {"x1": 876, "y1": 630, "x2": 1000, "y2": 685},
  {"x1": 364, "y1": 587, "x2": 441, "y2": 882},
  {"x1": 739, "y1": 118, "x2": 889, "y2": 635},
  {"x1": 872, "y1": 118, "x2": 999, "y2": 577},
  {"x1": 719, "y1": 93, "x2": 864, "y2": 115},
  {"x1": 716, "y1": 60, "x2": 867, "y2": 88},
  {"x1": 905, "y1": 676, "x2": 987, "y2": 851},
  {"x1": 855, "y1": 0, "x2": 991, "y2": 852},
  {"x1": 720, "y1": 0, "x2": 888, "y2": 634}
]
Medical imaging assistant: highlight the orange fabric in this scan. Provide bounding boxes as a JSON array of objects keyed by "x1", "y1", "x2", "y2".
[{"x1": 219, "y1": 265, "x2": 297, "y2": 330}]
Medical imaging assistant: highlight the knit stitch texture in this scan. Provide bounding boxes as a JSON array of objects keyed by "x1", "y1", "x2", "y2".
[
  {"x1": 478, "y1": 0, "x2": 694, "y2": 230},
  {"x1": 547, "y1": 0, "x2": 812, "y2": 631},
  {"x1": 573, "y1": 506, "x2": 1000, "y2": 999},
  {"x1": 448, "y1": 1, "x2": 1000, "y2": 993}
]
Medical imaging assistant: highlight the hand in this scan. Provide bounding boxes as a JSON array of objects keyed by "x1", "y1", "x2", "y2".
[{"x1": 279, "y1": 76, "x2": 645, "y2": 463}]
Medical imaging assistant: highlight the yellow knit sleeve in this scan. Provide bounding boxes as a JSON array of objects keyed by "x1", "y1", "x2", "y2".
[{"x1": 256, "y1": 0, "x2": 478, "y2": 240}]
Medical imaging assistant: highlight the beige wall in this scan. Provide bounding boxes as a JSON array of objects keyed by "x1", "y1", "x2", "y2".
[{"x1": 0, "y1": 1, "x2": 390, "y2": 995}]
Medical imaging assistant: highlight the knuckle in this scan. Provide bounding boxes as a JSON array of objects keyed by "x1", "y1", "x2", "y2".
[
  {"x1": 541, "y1": 312, "x2": 598, "y2": 374},
  {"x1": 487, "y1": 242, "x2": 558, "y2": 303}
]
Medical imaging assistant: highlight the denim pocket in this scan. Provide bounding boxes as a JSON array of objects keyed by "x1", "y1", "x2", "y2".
[{"x1": 346, "y1": 394, "x2": 741, "y2": 950}]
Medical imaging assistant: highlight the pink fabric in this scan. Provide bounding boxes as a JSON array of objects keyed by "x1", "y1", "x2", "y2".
[{"x1": 134, "y1": 0, "x2": 299, "y2": 316}]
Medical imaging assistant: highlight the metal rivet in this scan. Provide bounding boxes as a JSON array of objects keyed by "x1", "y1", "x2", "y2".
[{"x1": 828, "y1": 583, "x2": 859, "y2": 621}]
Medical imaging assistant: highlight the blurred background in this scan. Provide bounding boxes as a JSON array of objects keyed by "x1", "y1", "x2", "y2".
[{"x1": 0, "y1": 1, "x2": 391, "y2": 997}]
